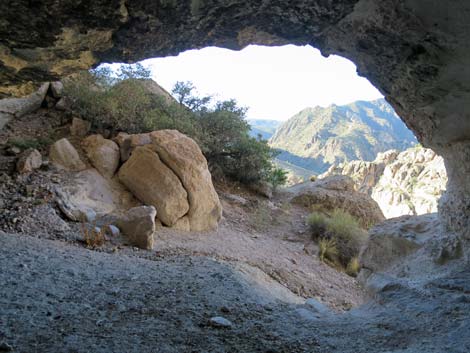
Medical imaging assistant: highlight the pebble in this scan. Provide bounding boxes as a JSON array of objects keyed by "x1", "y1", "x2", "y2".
[{"x1": 209, "y1": 316, "x2": 233, "y2": 328}]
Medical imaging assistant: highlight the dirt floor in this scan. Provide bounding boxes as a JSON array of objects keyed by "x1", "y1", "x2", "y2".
[{"x1": 1, "y1": 108, "x2": 469, "y2": 352}]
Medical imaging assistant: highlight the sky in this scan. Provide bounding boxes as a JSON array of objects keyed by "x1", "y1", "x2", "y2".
[{"x1": 136, "y1": 45, "x2": 383, "y2": 121}]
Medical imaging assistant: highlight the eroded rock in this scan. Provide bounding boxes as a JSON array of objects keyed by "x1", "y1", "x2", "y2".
[
  {"x1": 70, "y1": 117, "x2": 91, "y2": 137},
  {"x1": 49, "y1": 138, "x2": 86, "y2": 171},
  {"x1": 116, "y1": 206, "x2": 156, "y2": 250},
  {"x1": 16, "y1": 148, "x2": 42, "y2": 174},
  {"x1": 118, "y1": 145, "x2": 189, "y2": 227},
  {"x1": 150, "y1": 130, "x2": 222, "y2": 231},
  {"x1": 289, "y1": 175, "x2": 385, "y2": 227},
  {"x1": 81, "y1": 134, "x2": 120, "y2": 178}
]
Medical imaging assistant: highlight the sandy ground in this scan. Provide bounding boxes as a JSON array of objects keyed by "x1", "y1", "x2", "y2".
[{"x1": 1, "y1": 231, "x2": 469, "y2": 353}]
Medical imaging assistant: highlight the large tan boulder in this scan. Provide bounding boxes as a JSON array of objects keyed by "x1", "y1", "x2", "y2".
[
  {"x1": 81, "y1": 134, "x2": 120, "y2": 178},
  {"x1": 116, "y1": 206, "x2": 156, "y2": 250},
  {"x1": 118, "y1": 145, "x2": 189, "y2": 226},
  {"x1": 49, "y1": 138, "x2": 86, "y2": 171},
  {"x1": 150, "y1": 130, "x2": 222, "y2": 231},
  {"x1": 289, "y1": 175, "x2": 385, "y2": 228}
]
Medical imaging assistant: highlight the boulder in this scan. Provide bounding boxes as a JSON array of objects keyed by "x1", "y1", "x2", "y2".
[
  {"x1": 0, "y1": 83, "x2": 49, "y2": 130},
  {"x1": 55, "y1": 97, "x2": 71, "y2": 111},
  {"x1": 170, "y1": 216, "x2": 190, "y2": 232},
  {"x1": 70, "y1": 117, "x2": 91, "y2": 137},
  {"x1": 114, "y1": 132, "x2": 152, "y2": 162},
  {"x1": 250, "y1": 181, "x2": 273, "y2": 199},
  {"x1": 50, "y1": 81, "x2": 64, "y2": 98},
  {"x1": 118, "y1": 145, "x2": 189, "y2": 226},
  {"x1": 289, "y1": 175, "x2": 385, "y2": 227},
  {"x1": 116, "y1": 206, "x2": 156, "y2": 250},
  {"x1": 55, "y1": 168, "x2": 139, "y2": 222},
  {"x1": 16, "y1": 149, "x2": 42, "y2": 173},
  {"x1": 49, "y1": 138, "x2": 86, "y2": 171},
  {"x1": 150, "y1": 130, "x2": 222, "y2": 231},
  {"x1": 360, "y1": 214, "x2": 438, "y2": 277},
  {"x1": 81, "y1": 134, "x2": 120, "y2": 178}
]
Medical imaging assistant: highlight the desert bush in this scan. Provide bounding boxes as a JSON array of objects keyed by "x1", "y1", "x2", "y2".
[
  {"x1": 318, "y1": 238, "x2": 338, "y2": 263},
  {"x1": 346, "y1": 257, "x2": 361, "y2": 277},
  {"x1": 307, "y1": 212, "x2": 328, "y2": 239},
  {"x1": 81, "y1": 223, "x2": 106, "y2": 248},
  {"x1": 8, "y1": 137, "x2": 52, "y2": 150},
  {"x1": 64, "y1": 67, "x2": 286, "y2": 186},
  {"x1": 309, "y1": 209, "x2": 367, "y2": 272},
  {"x1": 310, "y1": 175, "x2": 317, "y2": 182}
]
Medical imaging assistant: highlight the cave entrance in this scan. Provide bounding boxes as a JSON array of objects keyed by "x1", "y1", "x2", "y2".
[{"x1": 89, "y1": 44, "x2": 445, "y2": 307}]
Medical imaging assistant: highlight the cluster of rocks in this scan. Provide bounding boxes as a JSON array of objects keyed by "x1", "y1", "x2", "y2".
[
  {"x1": 320, "y1": 147, "x2": 447, "y2": 218},
  {"x1": 48, "y1": 122, "x2": 222, "y2": 249},
  {"x1": 0, "y1": 83, "x2": 223, "y2": 249}
]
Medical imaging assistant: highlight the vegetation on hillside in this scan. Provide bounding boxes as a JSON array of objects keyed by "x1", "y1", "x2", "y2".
[
  {"x1": 63, "y1": 64, "x2": 286, "y2": 186},
  {"x1": 308, "y1": 209, "x2": 367, "y2": 276},
  {"x1": 269, "y1": 100, "x2": 417, "y2": 174}
]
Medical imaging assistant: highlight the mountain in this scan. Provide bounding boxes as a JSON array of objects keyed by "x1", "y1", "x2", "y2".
[
  {"x1": 269, "y1": 99, "x2": 416, "y2": 174},
  {"x1": 247, "y1": 119, "x2": 282, "y2": 140},
  {"x1": 320, "y1": 146, "x2": 447, "y2": 218}
]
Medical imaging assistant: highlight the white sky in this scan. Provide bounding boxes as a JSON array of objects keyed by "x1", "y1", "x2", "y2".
[{"x1": 138, "y1": 45, "x2": 383, "y2": 121}]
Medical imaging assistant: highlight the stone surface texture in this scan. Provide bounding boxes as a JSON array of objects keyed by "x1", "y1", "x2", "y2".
[
  {"x1": 321, "y1": 147, "x2": 447, "y2": 218},
  {"x1": 118, "y1": 145, "x2": 189, "y2": 227},
  {"x1": 49, "y1": 138, "x2": 86, "y2": 172},
  {"x1": 116, "y1": 206, "x2": 156, "y2": 250},
  {"x1": 16, "y1": 148, "x2": 42, "y2": 174},
  {"x1": 289, "y1": 175, "x2": 385, "y2": 227},
  {"x1": 150, "y1": 130, "x2": 222, "y2": 231},
  {"x1": 81, "y1": 134, "x2": 120, "y2": 178}
]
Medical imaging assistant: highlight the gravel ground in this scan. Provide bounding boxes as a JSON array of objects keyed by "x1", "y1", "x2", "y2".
[{"x1": 1, "y1": 232, "x2": 469, "y2": 353}]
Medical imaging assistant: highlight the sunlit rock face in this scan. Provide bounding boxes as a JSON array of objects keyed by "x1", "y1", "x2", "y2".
[{"x1": 1, "y1": 0, "x2": 469, "y2": 234}]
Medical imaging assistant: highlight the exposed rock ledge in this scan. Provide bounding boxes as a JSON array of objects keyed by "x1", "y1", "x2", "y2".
[{"x1": 321, "y1": 146, "x2": 448, "y2": 218}]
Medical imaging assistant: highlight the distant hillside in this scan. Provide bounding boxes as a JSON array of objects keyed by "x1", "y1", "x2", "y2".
[
  {"x1": 247, "y1": 119, "x2": 282, "y2": 140},
  {"x1": 269, "y1": 99, "x2": 416, "y2": 174}
]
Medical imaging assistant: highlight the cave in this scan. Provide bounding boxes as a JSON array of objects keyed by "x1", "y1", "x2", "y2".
[
  {"x1": 0, "y1": 1, "x2": 469, "y2": 351},
  {"x1": 1, "y1": 0, "x2": 469, "y2": 236}
]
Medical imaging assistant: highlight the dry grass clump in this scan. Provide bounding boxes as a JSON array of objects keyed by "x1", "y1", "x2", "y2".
[
  {"x1": 81, "y1": 223, "x2": 106, "y2": 248},
  {"x1": 308, "y1": 209, "x2": 367, "y2": 276}
]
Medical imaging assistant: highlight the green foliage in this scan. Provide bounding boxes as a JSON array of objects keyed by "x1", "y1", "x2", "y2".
[
  {"x1": 8, "y1": 137, "x2": 52, "y2": 150},
  {"x1": 307, "y1": 212, "x2": 328, "y2": 238},
  {"x1": 318, "y1": 238, "x2": 338, "y2": 263},
  {"x1": 308, "y1": 209, "x2": 367, "y2": 274},
  {"x1": 310, "y1": 175, "x2": 317, "y2": 182},
  {"x1": 346, "y1": 257, "x2": 361, "y2": 277},
  {"x1": 64, "y1": 70, "x2": 286, "y2": 186}
]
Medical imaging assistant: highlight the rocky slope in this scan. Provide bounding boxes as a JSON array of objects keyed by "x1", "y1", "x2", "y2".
[
  {"x1": 269, "y1": 99, "x2": 416, "y2": 173},
  {"x1": 321, "y1": 146, "x2": 447, "y2": 218}
]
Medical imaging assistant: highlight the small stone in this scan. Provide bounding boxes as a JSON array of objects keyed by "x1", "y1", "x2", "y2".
[
  {"x1": 16, "y1": 148, "x2": 42, "y2": 174},
  {"x1": 209, "y1": 316, "x2": 233, "y2": 328},
  {"x1": 105, "y1": 224, "x2": 120, "y2": 237}
]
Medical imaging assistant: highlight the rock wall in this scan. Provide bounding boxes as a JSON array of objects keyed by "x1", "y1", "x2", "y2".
[
  {"x1": 0, "y1": 1, "x2": 469, "y2": 234},
  {"x1": 321, "y1": 147, "x2": 447, "y2": 219}
]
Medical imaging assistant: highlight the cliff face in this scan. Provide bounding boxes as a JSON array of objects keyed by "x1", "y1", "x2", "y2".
[
  {"x1": 269, "y1": 99, "x2": 415, "y2": 173},
  {"x1": 321, "y1": 147, "x2": 447, "y2": 218}
]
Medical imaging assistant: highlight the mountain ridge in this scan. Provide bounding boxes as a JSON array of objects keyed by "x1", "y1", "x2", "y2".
[{"x1": 269, "y1": 98, "x2": 416, "y2": 174}]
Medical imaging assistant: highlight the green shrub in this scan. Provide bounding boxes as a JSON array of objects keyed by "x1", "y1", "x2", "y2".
[
  {"x1": 64, "y1": 68, "x2": 286, "y2": 187},
  {"x1": 308, "y1": 209, "x2": 367, "y2": 272},
  {"x1": 318, "y1": 238, "x2": 338, "y2": 263},
  {"x1": 346, "y1": 257, "x2": 361, "y2": 277},
  {"x1": 310, "y1": 175, "x2": 317, "y2": 182},
  {"x1": 307, "y1": 212, "x2": 328, "y2": 239},
  {"x1": 8, "y1": 137, "x2": 52, "y2": 150}
]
